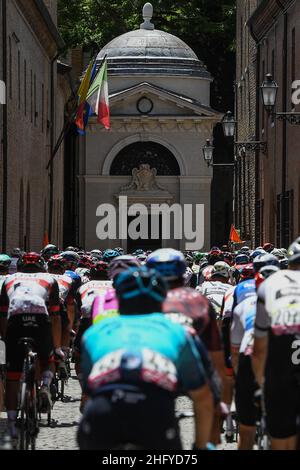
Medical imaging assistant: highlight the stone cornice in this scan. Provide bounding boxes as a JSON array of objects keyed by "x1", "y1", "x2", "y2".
[
  {"x1": 248, "y1": 0, "x2": 295, "y2": 42},
  {"x1": 88, "y1": 116, "x2": 218, "y2": 135},
  {"x1": 16, "y1": 0, "x2": 64, "y2": 57}
]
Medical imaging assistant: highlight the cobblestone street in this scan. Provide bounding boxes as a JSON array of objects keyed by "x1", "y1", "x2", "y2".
[{"x1": 0, "y1": 367, "x2": 237, "y2": 451}]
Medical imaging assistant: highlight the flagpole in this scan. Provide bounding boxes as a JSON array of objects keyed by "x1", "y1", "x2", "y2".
[{"x1": 45, "y1": 54, "x2": 107, "y2": 170}]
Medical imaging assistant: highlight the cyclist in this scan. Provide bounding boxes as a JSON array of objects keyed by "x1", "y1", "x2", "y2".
[
  {"x1": 108, "y1": 255, "x2": 141, "y2": 285},
  {"x1": 147, "y1": 249, "x2": 225, "y2": 444},
  {"x1": 197, "y1": 262, "x2": 232, "y2": 320},
  {"x1": 48, "y1": 255, "x2": 77, "y2": 378},
  {"x1": 102, "y1": 249, "x2": 120, "y2": 264},
  {"x1": 252, "y1": 237, "x2": 300, "y2": 450},
  {"x1": 74, "y1": 261, "x2": 112, "y2": 411},
  {"x1": 78, "y1": 267, "x2": 214, "y2": 450},
  {"x1": 0, "y1": 255, "x2": 12, "y2": 290},
  {"x1": 231, "y1": 259, "x2": 280, "y2": 450},
  {"x1": 41, "y1": 244, "x2": 60, "y2": 263},
  {"x1": 0, "y1": 253, "x2": 61, "y2": 442}
]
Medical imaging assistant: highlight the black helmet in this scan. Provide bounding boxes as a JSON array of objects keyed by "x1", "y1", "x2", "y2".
[
  {"x1": 41, "y1": 244, "x2": 59, "y2": 261},
  {"x1": 287, "y1": 237, "x2": 300, "y2": 266}
]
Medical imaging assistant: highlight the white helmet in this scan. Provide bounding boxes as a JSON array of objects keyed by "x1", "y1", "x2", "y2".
[{"x1": 211, "y1": 261, "x2": 231, "y2": 280}]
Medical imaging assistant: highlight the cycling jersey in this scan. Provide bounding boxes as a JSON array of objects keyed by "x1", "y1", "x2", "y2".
[
  {"x1": 76, "y1": 268, "x2": 90, "y2": 285},
  {"x1": 198, "y1": 281, "x2": 231, "y2": 317},
  {"x1": 77, "y1": 280, "x2": 113, "y2": 319},
  {"x1": 92, "y1": 288, "x2": 119, "y2": 325},
  {"x1": 0, "y1": 272, "x2": 60, "y2": 319},
  {"x1": 255, "y1": 270, "x2": 300, "y2": 337},
  {"x1": 221, "y1": 285, "x2": 236, "y2": 320},
  {"x1": 50, "y1": 273, "x2": 76, "y2": 306},
  {"x1": 232, "y1": 279, "x2": 256, "y2": 312},
  {"x1": 81, "y1": 313, "x2": 207, "y2": 395},
  {"x1": 163, "y1": 287, "x2": 222, "y2": 352},
  {"x1": 231, "y1": 294, "x2": 257, "y2": 355}
]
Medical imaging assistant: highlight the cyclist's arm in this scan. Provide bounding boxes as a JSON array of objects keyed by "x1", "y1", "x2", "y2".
[
  {"x1": 252, "y1": 286, "x2": 269, "y2": 387},
  {"x1": 81, "y1": 340, "x2": 93, "y2": 395},
  {"x1": 178, "y1": 334, "x2": 214, "y2": 448},
  {"x1": 230, "y1": 307, "x2": 244, "y2": 374}
]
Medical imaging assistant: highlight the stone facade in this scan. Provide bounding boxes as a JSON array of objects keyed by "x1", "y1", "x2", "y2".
[
  {"x1": 78, "y1": 6, "x2": 221, "y2": 252},
  {"x1": 248, "y1": 0, "x2": 300, "y2": 247},
  {"x1": 235, "y1": 0, "x2": 259, "y2": 248},
  {"x1": 0, "y1": 0, "x2": 70, "y2": 252}
]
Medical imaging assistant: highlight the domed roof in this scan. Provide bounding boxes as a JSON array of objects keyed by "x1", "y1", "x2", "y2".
[
  {"x1": 96, "y1": 3, "x2": 211, "y2": 79},
  {"x1": 98, "y1": 29, "x2": 198, "y2": 61}
]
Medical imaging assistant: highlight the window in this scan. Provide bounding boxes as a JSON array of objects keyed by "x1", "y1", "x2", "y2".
[
  {"x1": 110, "y1": 142, "x2": 181, "y2": 176},
  {"x1": 9, "y1": 37, "x2": 12, "y2": 99},
  {"x1": 34, "y1": 74, "x2": 37, "y2": 127},
  {"x1": 18, "y1": 50, "x2": 21, "y2": 109},
  {"x1": 292, "y1": 28, "x2": 296, "y2": 83},
  {"x1": 24, "y1": 60, "x2": 27, "y2": 116},
  {"x1": 30, "y1": 70, "x2": 33, "y2": 123},
  {"x1": 42, "y1": 84, "x2": 44, "y2": 132}
]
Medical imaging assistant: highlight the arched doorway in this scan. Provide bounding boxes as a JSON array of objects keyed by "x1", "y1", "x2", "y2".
[{"x1": 110, "y1": 142, "x2": 179, "y2": 253}]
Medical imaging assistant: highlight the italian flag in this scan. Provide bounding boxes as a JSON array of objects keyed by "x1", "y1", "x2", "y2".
[{"x1": 86, "y1": 58, "x2": 110, "y2": 130}]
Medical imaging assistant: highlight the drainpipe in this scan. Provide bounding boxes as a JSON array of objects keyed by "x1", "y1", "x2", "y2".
[
  {"x1": 1, "y1": 0, "x2": 7, "y2": 252},
  {"x1": 48, "y1": 52, "x2": 59, "y2": 242}
]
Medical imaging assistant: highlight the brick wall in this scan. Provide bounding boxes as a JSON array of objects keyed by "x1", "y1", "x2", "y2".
[
  {"x1": 0, "y1": 0, "x2": 69, "y2": 252},
  {"x1": 235, "y1": 0, "x2": 259, "y2": 248}
]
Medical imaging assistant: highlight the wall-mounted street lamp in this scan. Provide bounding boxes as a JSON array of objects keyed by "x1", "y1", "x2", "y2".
[
  {"x1": 222, "y1": 111, "x2": 267, "y2": 154},
  {"x1": 261, "y1": 73, "x2": 300, "y2": 125},
  {"x1": 202, "y1": 139, "x2": 236, "y2": 168}
]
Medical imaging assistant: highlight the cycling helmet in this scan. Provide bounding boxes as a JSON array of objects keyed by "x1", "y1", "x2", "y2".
[
  {"x1": 41, "y1": 244, "x2": 59, "y2": 261},
  {"x1": 250, "y1": 249, "x2": 266, "y2": 261},
  {"x1": 114, "y1": 247, "x2": 124, "y2": 255},
  {"x1": 65, "y1": 270, "x2": 81, "y2": 290},
  {"x1": 287, "y1": 237, "x2": 300, "y2": 266},
  {"x1": 0, "y1": 254, "x2": 12, "y2": 272},
  {"x1": 102, "y1": 249, "x2": 120, "y2": 263},
  {"x1": 11, "y1": 248, "x2": 22, "y2": 258},
  {"x1": 78, "y1": 255, "x2": 92, "y2": 269},
  {"x1": 90, "y1": 250, "x2": 102, "y2": 259},
  {"x1": 61, "y1": 251, "x2": 80, "y2": 271},
  {"x1": 115, "y1": 266, "x2": 167, "y2": 303},
  {"x1": 279, "y1": 258, "x2": 289, "y2": 270},
  {"x1": 47, "y1": 255, "x2": 66, "y2": 272},
  {"x1": 90, "y1": 261, "x2": 109, "y2": 280},
  {"x1": 223, "y1": 252, "x2": 234, "y2": 266},
  {"x1": 235, "y1": 254, "x2": 250, "y2": 265},
  {"x1": 65, "y1": 246, "x2": 76, "y2": 252},
  {"x1": 271, "y1": 248, "x2": 286, "y2": 260},
  {"x1": 253, "y1": 253, "x2": 280, "y2": 273},
  {"x1": 238, "y1": 263, "x2": 255, "y2": 281},
  {"x1": 240, "y1": 246, "x2": 250, "y2": 254},
  {"x1": 207, "y1": 249, "x2": 223, "y2": 265},
  {"x1": 146, "y1": 249, "x2": 187, "y2": 281},
  {"x1": 136, "y1": 254, "x2": 147, "y2": 265},
  {"x1": 280, "y1": 248, "x2": 288, "y2": 257},
  {"x1": 108, "y1": 255, "x2": 141, "y2": 281},
  {"x1": 193, "y1": 252, "x2": 206, "y2": 263},
  {"x1": 263, "y1": 242, "x2": 274, "y2": 253},
  {"x1": 221, "y1": 245, "x2": 230, "y2": 252},
  {"x1": 255, "y1": 265, "x2": 280, "y2": 289},
  {"x1": 211, "y1": 261, "x2": 231, "y2": 280},
  {"x1": 18, "y1": 252, "x2": 46, "y2": 272},
  {"x1": 133, "y1": 249, "x2": 145, "y2": 256}
]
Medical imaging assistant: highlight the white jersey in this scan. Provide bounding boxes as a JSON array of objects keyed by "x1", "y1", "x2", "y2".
[
  {"x1": 231, "y1": 294, "x2": 257, "y2": 355},
  {"x1": 255, "y1": 270, "x2": 300, "y2": 337},
  {"x1": 78, "y1": 280, "x2": 113, "y2": 319},
  {"x1": 198, "y1": 281, "x2": 231, "y2": 316},
  {"x1": 0, "y1": 272, "x2": 60, "y2": 319}
]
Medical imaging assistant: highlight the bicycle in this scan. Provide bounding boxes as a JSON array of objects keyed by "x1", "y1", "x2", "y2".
[{"x1": 17, "y1": 337, "x2": 39, "y2": 450}]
